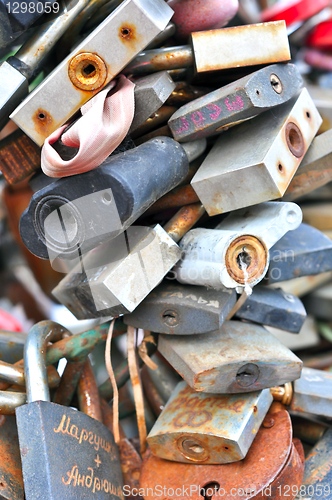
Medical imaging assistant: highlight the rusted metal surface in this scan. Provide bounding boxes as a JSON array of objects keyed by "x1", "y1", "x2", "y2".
[
  {"x1": 300, "y1": 428, "x2": 332, "y2": 498},
  {"x1": 163, "y1": 203, "x2": 205, "y2": 243},
  {"x1": 267, "y1": 438, "x2": 304, "y2": 500},
  {"x1": 145, "y1": 184, "x2": 199, "y2": 216},
  {"x1": 147, "y1": 381, "x2": 272, "y2": 464},
  {"x1": 131, "y1": 106, "x2": 177, "y2": 139},
  {"x1": 0, "y1": 414, "x2": 24, "y2": 500},
  {"x1": 53, "y1": 360, "x2": 86, "y2": 407},
  {"x1": 290, "y1": 367, "x2": 332, "y2": 418},
  {"x1": 141, "y1": 366, "x2": 164, "y2": 417},
  {"x1": 0, "y1": 360, "x2": 59, "y2": 388},
  {"x1": 0, "y1": 392, "x2": 26, "y2": 415},
  {"x1": 169, "y1": 64, "x2": 303, "y2": 142},
  {"x1": 0, "y1": 129, "x2": 40, "y2": 184},
  {"x1": 158, "y1": 321, "x2": 302, "y2": 394},
  {"x1": 68, "y1": 52, "x2": 108, "y2": 91},
  {"x1": 166, "y1": 82, "x2": 208, "y2": 106},
  {"x1": 292, "y1": 416, "x2": 327, "y2": 445},
  {"x1": 77, "y1": 358, "x2": 103, "y2": 422},
  {"x1": 225, "y1": 235, "x2": 267, "y2": 286},
  {"x1": 123, "y1": 46, "x2": 193, "y2": 75},
  {"x1": 141, "y1": 404, "x2": 293, "y2": 499}
]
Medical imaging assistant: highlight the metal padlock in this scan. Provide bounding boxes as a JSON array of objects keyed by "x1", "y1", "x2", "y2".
[
  {"x1": 15, "y1": 321, "x2": 124, "y2": 499},
  {"x1": 174, "y1": 201, "x2": 302, "y2": 291},
  {"x1": 123, "y1": 282, "x2": 306, "y2": 334},
  {"x1": 19, "y1": 136, "x2": 191, "y2": 263},
  {"x1": 124, "y1": 21, "x2": 290, "y2": 75},
  {"x1": 123, "y1": 281, "x2": 237, "y2": 334},
  {"x1": 52, "y1": 203, "x2": 204, "y2": 319},
  {"x1": 0, "y1": 0, "x2": 89, "y2": 132},
  {"x1": 261, "y1": 0, "x2": 330, "y2": 25},
  {"x1": 0, "y1": 359, "x2": 60, "y2": 388},
  {"x1": 10, "y1": 0, "x2": 173, "y2": 146},
  {"x1": 0, "y1": 413, "x2": 24, "y2": 500},
  {"x1": 147, "y1": 380, "x2": 272, "y2": 464},
  {"x1": 191, "y1": 88, "x2": 322, "y2": 215},
  {"x1": 267, "y1": 223, "x2": 332, "y2": 284},
  {"x1": 158, "y1": 320, "x2": 302, "y2": 394},
  {"x1": 168, "y1": 63, "x2": 303, "y2": 142},
  {"x1": 140, "y1": 403, "x2": 304, "y2": 500}
]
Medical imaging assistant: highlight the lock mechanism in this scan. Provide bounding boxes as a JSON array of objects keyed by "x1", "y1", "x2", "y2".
[{"x1": 68, "y1": 53, "x2": 107, "y2": 91}]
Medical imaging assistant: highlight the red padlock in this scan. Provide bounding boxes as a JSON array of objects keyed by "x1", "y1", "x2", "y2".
[
  {"x1": 306, "y1": 19, "x2": 332, "y2": 49},
  {"x1": 261, "y1": 0, "x2": 330, "y2": 26}
]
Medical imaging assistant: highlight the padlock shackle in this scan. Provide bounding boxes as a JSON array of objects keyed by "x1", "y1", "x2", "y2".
[
  {"x1": 24, "y1": 321, "x2": 70, "y2": 403},
  {"x1": 0, "y1": 391, "x2": 26, "y2": 414}
]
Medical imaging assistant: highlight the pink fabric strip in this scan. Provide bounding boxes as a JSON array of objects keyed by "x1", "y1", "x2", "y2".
[{"x1": 41, "y1": 75, "x2": 135, "y2": 177}]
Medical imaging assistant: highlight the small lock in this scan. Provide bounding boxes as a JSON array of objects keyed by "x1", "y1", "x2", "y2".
[
  {"x1": 147, "y1": 381, "x2": 273, "y2": 464},
  {"x1": 158, "y1": 320, "x2": 302, "y2": 393}
]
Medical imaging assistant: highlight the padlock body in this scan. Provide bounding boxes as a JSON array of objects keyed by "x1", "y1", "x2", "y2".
[{"x1": 290, "y1": 367, "x2": 332, "y2": 418}]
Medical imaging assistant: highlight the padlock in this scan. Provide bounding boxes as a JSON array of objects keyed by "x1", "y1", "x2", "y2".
[
  {"x1": 0, "y1": 412, "x2": 24, "y2": 500},
  {"x1": 167, "y1": 0, "x2": 238, "y2": 41},
  {"x1": 190, "y1": 88, "x2": 322, "y2": 215},
  {"x1": 295, "y1": 428, "x2": 332, "y2": 500},
  {"x1": 271, "y1": 367, "x2": 332, "y2": 418},
  {"x1": 123, "y1": 281, "x2": 237, "y2": 334},
  {"x1": 140, "y1": 403, "x2": 304, "y2": 500},
  {"x1": 283, "y1": 128, "x2": 332, "y2": 201},
  {"x1": 10, "y1": 0, "x2": 173, "y2": 146},
  {"x1": 260, "y1": 0, "x2": 331, "y2": 25},
  {"x1": 0, "y1": 329, "x2": 26, "y2": 363},
  {"x1": 158, "y1": 321, "x2": 302, "y2": 394},
  {"x1": 147, "y1": 380, "x2": 272, "y2": 464},
  {"x1": 168, "y1": 63, "x2": 303, "y2": 142},
  {"x1": 0, "y1": 359, "x2": 60, "y2": 388},
  {"x1": 306, "y1": 19, "x2": 332, "y2": 50},
  {"x1": 15, "y1": 320, "x2": 124, "y2": 499},
  {"x1": 124, "y1": 281, "x2": 306, "y2": 334},
  {"x1": 0, "y1": 0, "x2": 90, "y2": 132},
  {"x1": 19, "y1": 136, "x2": 192, "y2": 263},
  {"x1": 124, "y1": 21, "x2": 290, "y2": 76},
  {"x1": 267, "y1": 223, "x2": 332, "y2": 284},
  {"x1": 52, "y1": 203, "x2": 205, "y2": 319},
  {"x1": 174, "y1": 202, "x2": 302, "y2": 291}
]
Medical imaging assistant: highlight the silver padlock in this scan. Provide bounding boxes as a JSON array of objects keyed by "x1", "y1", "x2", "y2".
[
  {"x1": 174, "y1": 201, "x2": 302, "y2": 291},
  {"x1": 158, "y1": 320, "x2": 303, "y2": 393},
  {"x1": 290, "y1": 367, "x2": 332, "y2": 418},
  {"x1": 147, "y1": 380, "x2": 273, "y2": 464},
  {"x1": 10, "y1": 0, "x2": 173, "y2": 146},
  {"x1": 191, "y1": 88, "x2": 322, "y2": 215}
]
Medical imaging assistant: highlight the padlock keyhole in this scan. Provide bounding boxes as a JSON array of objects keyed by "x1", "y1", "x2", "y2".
[
  {"x1": 83, "y1": 64, "x2": 96, "y2": 77},
  {"x1": 236, "y1": 251, "x2": 251, "y2": 269},
  {"x1": 200, "y1": 482, "x2": 220, "y2": 500}
]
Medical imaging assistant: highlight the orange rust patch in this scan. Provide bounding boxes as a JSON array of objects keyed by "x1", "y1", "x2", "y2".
[
  {"x1": 32, "y1": 109, "x2": 54, "y2": 138},
  {"x1": 119, "y1": 24, "x2": 136, "y2": 41},
  {"x1": 68, "y1": 52, "x2": 107, "y2": 91}
]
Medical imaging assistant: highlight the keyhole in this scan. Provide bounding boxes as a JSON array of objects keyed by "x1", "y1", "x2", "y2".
[
  {"x1": 236, "y1": 251, "x2": 251, "y2": 269},
  {"x1": 83, "y1": 63, "x2": 96, "y2": 76},
  {"x1": 200, "y1": 482, "x2": 220, "y2": 500},
  {"x1": 162, "y1": 309, "x2": 179, "y2": 326}
]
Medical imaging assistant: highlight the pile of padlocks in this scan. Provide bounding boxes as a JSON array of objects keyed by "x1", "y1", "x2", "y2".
[{"x1": 1, "y1": 0, "x2": 332, "y2": 498}]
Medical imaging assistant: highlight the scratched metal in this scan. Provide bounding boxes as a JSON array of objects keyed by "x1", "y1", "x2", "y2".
[
  {"x1": 123, "y1": 282, "x2": 236, "y2": 334},
  {"x1": 141, "y1": 404, "x2": 293, "y2": 500},
  {"x1": 147, "y1": 381, "x2": 272, "y2": 464},
  {"x1": 268, "y1": 223, "x2": 332, "y2": 283},
  {"x1": 290, "y1": 367, "x2": 332, "y2": 418},
  {"x1": 169, "y1": 63, "x2": 302, "y2": 142},
  {"x1": 296, "y1": 429, "x2": 332, "y2": 500},
  {"x1": 158, "y1": 321, "x2": 302, "y2": 393},
  {"x1": 191, "y1": 88, "x2": 322, "y2": 215},
  {"x1": 235, "y1": 286, "x2": 307, "y2": 333},
  {"x1": 0, "y1": 414, "x2": 24, "y2": 500},
  {"x1": 10, "y1": 0, "x2": 173, "y2": 146},
  {"x1": 283, "y1": 128, "x2": 332, "y2": 201}
]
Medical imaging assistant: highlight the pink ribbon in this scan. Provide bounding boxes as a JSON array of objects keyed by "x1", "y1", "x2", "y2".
[{"x1": 41, "y1": 75, "x2": 135, "y2": 177}]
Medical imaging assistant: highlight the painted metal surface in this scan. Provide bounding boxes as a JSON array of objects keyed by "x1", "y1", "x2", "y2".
[
  {"x1": 158, "y1": 321, "x2": 302, "y2": 393},
  {"x1": 147, "y1": 381, "x2": 272, "y2": 464},
  {"x1": 140, "y1": 404, "x2": 295, "y2": 500},
  {"x1": 10, "y1": 0, "x2": 173, "y2": 146},
  {"x1": 123, "y1": 282, "x2": 236, "y2": 334},
  {"x1": 169, "y1": 63, "x2": 303, "y2": 142},
  {"x1": 290, "y1": 367, "x2": 332, "y2": 418},
  {"x1": 191, "y1": 88, "x2": 322, "y2": 215},
  {"x1": 174, "y1": 202, "x2": 302, "y2": 290}
]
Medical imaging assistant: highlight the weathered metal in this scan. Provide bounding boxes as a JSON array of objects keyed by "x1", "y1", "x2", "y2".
[
  {"x1": 141, "y1": 366, "x2": 165, "y2": 417},
  {"x1": 15, "y1": 320, "x2": 124, "y2": 499},
  {"x1": 140, "y1": 404, "x2": 298, "y2": 500},
  {"x1": 147, "y1": 380, "x2": 272, "y2": 464},
  {"x1": 0, "y1": 129, "x2": 41, "y2": 185},
  {"x1": 158, "y1": 321, "x2": 302, "y2": 394},
  {"x1": 292, "y1": 416, "x2": 328, "y2": 445},
  {"x1": 235, "y1": 286, "x2": 307, "y2": 333},
  {"x1": 123, "y1": 281, "x2": 236, "y2": 334},
  {"x1": 169, "y1": 64, "x2": 303, "y2": 142},
  {"x1": 191, "y1": 88, "x2": 322, "y2": 215},
  {"x1": 10, "y1": 0, "x2": 173, "y2": 146},
  {"x1": 290, "y1": 367, "x2": 332, "y2": 418},
  {"x1": 131, "y1": 106, "x2": 177, "y2": 139},
  {"x1": 77, "y1": 359, "x2": 103, "y2": 422},
  {"x1": 54, "y1": 359, "x2": 87, "y2": 407},
  {"x1": 174, "y1": 202, "x2": 302, "y2": 290},
  {"x1": 0, "y1": 360, "x2": 60, "y2": 388},
  {"x1": 0, "y1": 414, "x2": 24, "y2": 500},
  {"x1": 145, "y1": 184, "x2": 199, "y2": 216}
]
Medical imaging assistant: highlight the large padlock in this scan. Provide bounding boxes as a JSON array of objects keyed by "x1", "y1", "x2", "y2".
[
  {"x1": 267, "y1": 223, "x2": 332, "y2": 284},
  {"x1": 52, "y1": 203, "x2": 205, "y2": 319},
  {"x1": 19, "y1": 136, "x2": 195, "y2": 263},
  {"x1": 15, "y1": 321, "x2": 124, "y2": 499},
  {"x1": 173, "y1": 201, "x2": 302, "y2": 291},
  {"x1": 190, "y1": 88, "x2": 322, "y2": 215},
  {"x1": 10, "y1": 0, "x2": 173, "y2": 146},
  {"x1": 140, "y1": 403, "x2": 304, "y2": 500},
  {"x1": 124, "y1": 21, "x2": 290, "y2": 75},
  {"x1": 146, "y1": 380, "x2": 272, "y2": 464},
  {"x1": 158, "y1": 320, "x2": 302, "y2": 393},
  {"x1": 168, "y1": 63, "x2": 303, "y2": 142}
]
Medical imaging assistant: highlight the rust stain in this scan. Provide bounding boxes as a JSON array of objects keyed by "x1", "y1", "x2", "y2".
[
  {"x1": 163, "y1": 203, "x2": 205, "y2": 241},
  {"x1": 225, "y1": 235, "x2": 268, "y2": 285},
  {"x1": 119, "y1": 24, "x2": 136, "y2": 41},
  {"x1": 32, "y1": 108, "x2": 54, "y2": 139}
]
